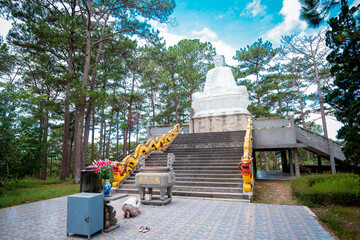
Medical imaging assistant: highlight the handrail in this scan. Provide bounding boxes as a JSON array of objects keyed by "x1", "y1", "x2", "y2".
[
  {"x1": 238, "y1": 119, "x2": 253, "y2": 193},
  {"x1": 111, "y1": 124, "x2": 180, "y2": 187}
]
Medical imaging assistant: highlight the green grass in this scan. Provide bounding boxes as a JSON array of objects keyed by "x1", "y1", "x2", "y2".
[
  {"x1": 291, "y1": 173, "x2": 360, "y2": 206},
  {"x1": 314, "y1": 205, "x2": 360, "y2": 240},
  {"x1": 311, "y1": 176, "x2": 359, "y2": 192},
  {"x1": 291, "y1": 173, "x2": 360, "y2": 240},
  {"x1": 0, "y1": 177, "x2": 80, "y2": 208}
]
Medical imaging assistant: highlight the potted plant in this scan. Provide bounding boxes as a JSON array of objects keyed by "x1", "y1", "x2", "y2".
[{"x1": 92, "y1": 159, "x2": 114, "y2": 196}]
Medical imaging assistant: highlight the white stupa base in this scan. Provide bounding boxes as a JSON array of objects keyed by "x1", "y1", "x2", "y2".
[{"x1": 190, "y1": 113, "x2": 251, "y2": 133}]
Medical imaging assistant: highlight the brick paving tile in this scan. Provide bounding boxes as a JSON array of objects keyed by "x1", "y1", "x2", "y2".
[{"x1": 0, "y1": 195, "x2": 333, "y2": 240}]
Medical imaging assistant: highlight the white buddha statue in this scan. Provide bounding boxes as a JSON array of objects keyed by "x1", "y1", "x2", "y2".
[
  {"x1": 204, "y1": 55, "x2": 237, "y2": 92},
  {"x1": 192, "y1": 55, "x2": 250, "y2": 118}
]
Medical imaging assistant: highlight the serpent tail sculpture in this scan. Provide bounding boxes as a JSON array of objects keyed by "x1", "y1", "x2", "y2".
[
  {"x1": 238, "y1": 119, "x2": 253, "y2": 192},
  {"x1": 112, "y1": 124, "x2": 180, "y2": 187}
]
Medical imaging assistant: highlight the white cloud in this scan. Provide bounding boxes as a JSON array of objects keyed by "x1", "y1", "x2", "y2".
[
  {"x1": 0, "y1": 18, "x2": 12, "y2": 39},
  {"x1": 150, "y1": 20, "x2": 187, "y2": 46},
  {"x1": 307, "y1": 113, "x2": 343, "y2": 140},
  {"x1": 212, "y1": 40, "x2": 238, "y2": 66},
  {"x1": 150, "y1": 21, "x2": 238, "y2": 66},
  {"x1": 183, "y1": 27, "x2": 237, "y2": 66},
  {"x1": 351, "y1": 0, "x2": 360, "y2": 7},
  {"x1": 242, "y1": 0, "x2": 267, "y2": 17},
  {"x1": 262, "y1": 0, "x2": 307, "y2": 45},
  {"x1": 191, "y1": 27, "x2": 217, "y2": 40}
]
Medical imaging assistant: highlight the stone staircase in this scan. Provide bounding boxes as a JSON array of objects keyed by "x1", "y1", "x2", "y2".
[{"x1": 113, "y1": 131, "x2": 251, "y2": 201}]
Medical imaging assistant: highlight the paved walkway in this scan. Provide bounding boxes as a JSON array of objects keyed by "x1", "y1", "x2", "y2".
[{"x1": 0, "y1": 195, "x2": 333, "y2": 240}]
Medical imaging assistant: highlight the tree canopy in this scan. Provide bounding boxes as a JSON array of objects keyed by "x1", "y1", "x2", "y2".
[{"x1": 325, "y1": 2, "x2": 360, "y2": 165}]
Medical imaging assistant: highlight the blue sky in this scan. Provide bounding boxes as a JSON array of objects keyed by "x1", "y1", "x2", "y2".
[
  {"x1": 152, "y1": 0, "x2": 359, "y2": 66},
  {"x1": 152, "y1": 0, "x2": 309, "y2": 65},
  {"x1": 1, "y1": 0, "x2": 358, "y2": 139},
  {"x1": 1, "y1": 0, "x2": 358, "y2": 66}
]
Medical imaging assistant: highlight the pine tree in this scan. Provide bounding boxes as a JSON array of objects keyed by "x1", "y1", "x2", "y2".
[
  {"x1": 233, "y1": 38, "x2": 279, "y2": 117},
  {"x1": 326, "y1": 1, "x2": 360, "y2": 165}
]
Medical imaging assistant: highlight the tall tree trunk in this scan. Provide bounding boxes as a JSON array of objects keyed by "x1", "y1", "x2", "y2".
[
  {"x1": 73, "y1": 1, "x2": 92, "y2": 181},
  {"x1": 190, "y1": 88, "x2": 195, "y2": 119},
  {"x1": 264, "y1": 152, "x2": 269, "y2": 171},
  {"x1": 278, "y1": 98, "x2": 283, "y2": 115},
  {"x1": 294, "y1": 76, "x2": 312, "y2": 162},
  {"x1": 173, "y1": 75, "x2": 178, "y2": 124},
  {"x1": 128, "y1": 126, "x2": 131, "y2": 154},
  {"x1": 60, "y1": 76, "x2": 71, "y2": 180},
  {"x1": 258, "y1": 152, "x2": 263, "y2": 171},
  {"x1": 273, "y1": 152, "x2": 278, "y2": 171},
  {"x1": 106, "y1": 112, "x2": 114, "y2": 159},
  {"x1": 91, "y1": 105, "x2": 95, "y2": 163},
  {"x1": 135, "y1": 105, "x2": 141, "y2": 146},
  {"x1": 40, "y1": 107, "x2": 49, "y2": 180},
  {"x1": 103, "y1": 120, "x2": 107, "y2": 158},
  {"x1": 81, "y1": 23, "x2": 107, "y2": 167},
  {"x1": 125, "y1": 74, "x2": 136, "y2": 154},
  {"x1": 116, "y1": 111, "x2": 119, "y2": 161},
  {"x1": 256, "y1": 71, "x2": 261, "y2": 106},
  {"x1": 60, "y1": 1, "x2": 76, "y2": 181},
  {"x1": 69, "y1": 129, "x2": 74, "y2": 178},
  {"x1": 313, "y1": 60, "x2": 328, "y2": 138},
  {"x1": 150, "y1": 84, "x2": 155, "y2": 126},
  {"x1": 123, "y1": 111, "x2": 128, "y2": 156},
  {"x1": 82, "y1": 104, "x2": 92, "y2": 168},
  {"x1": 99, "y1": 106, "x2": 105, "y2": 160}
]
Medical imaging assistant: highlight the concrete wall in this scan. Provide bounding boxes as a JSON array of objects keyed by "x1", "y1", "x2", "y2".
[
  {"x1": 253, "y1": 116, "x2": 297, "y2": 149},
  {"x1": 190, "y1": 114, "x2": 250, "y2": 133},
  {"x1": 147, "y1": 126, "x2": 173, "y2": 140}
]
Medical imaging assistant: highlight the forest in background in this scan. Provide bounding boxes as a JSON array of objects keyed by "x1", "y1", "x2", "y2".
[{"x1": 0, "y1": 0, "x2": 358, "y2": 185}]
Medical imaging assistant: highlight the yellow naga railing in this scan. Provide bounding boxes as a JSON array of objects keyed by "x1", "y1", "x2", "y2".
[
  {"x1": 111, "y1": 124, "x2": 180, "y2": 187},
  {"x1": 238, "y1": 119, "x2": 253, "y2": 192}
]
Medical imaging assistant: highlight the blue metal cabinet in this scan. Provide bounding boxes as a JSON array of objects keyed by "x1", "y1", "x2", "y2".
[{"x1": 67, "y1": 193, "x2": 104, "y2": 239}]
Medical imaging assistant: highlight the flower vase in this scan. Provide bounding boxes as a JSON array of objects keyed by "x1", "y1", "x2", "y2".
[{"x1": 103, "y1": 179, "x2": 111, "y2": 197}]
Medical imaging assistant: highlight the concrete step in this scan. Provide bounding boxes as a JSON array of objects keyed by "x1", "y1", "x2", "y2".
[
  {"x1": 145, "y1": 163, "x2": 240, "y2": 167},
  {"x1": 146, "y1": 159, "x2": 240, "y2": 163},
  {"x1": 147, "y1": 153, "x2": 242, "y2": 156},
  {"x1": 146, "y1": 159, "x2": 242, "y2": 164},
  {"x1": 145, "y1": 159, "x2": 241, "y2": 163},
  {"x1": 112, "y1": 188, "x2": 250, "y2": 201},
  {"x1": 164, "y1": 147, "x2": 242, "y2": 155},
  {"x1": 124, "y1": 177, "x2": 242, "y2": 183},
  {"x1": 115, "y1": 130, "x2": 251, "y2": 201},
  {"x1": 172, "y1": 166, "x2": 239, "y2": 170},
  {"x1": 146, "y1": 154, "x2": 242, "y2": 159},
  {"x1": 122, "y1": 181, "x2": 242, "y2": 188},
  {"x1": 172, "y1": 169, "x2": 241, "y2": 174},
  {"x1": 173, "y1": 132, "x2": 246, "y2": 143},
  {"x1": 118, "y1": 184, "x2": 243, "y2": 193},
  {"x1": 128, "y1": 170, "x2": 242, "y2": 179},
  {"x1": 128, "y1": 174, "x2": 242, "y2": 182},
  {"x1": 173, "y1": 163, "x2": 240, "y2": 167}
]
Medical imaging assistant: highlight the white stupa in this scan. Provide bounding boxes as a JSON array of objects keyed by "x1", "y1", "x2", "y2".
[{"x1": 190, "y1": 55, "x2": 251, "y2": 133}]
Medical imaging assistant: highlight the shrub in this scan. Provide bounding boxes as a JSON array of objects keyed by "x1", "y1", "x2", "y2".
[{"x1": 291, "y1": 173, "x2": 360, "y2": 206}]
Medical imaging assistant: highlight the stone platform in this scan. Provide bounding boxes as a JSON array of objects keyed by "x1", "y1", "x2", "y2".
[
  {"x1": 141, "y1": 196, "x2": 172, "y2": 205},
  {"x1": 190, "y1": 113, "x2": 250, "y2": 133},
  {"x1": 0, "y1": 195, "x2": 334, "y2": 239}
]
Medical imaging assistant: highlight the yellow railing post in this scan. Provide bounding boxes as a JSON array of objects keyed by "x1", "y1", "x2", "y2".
[
  {"x1": 238, "y1": 119, "x2": 253, "y2": 192},
  {"x1": 112, "y1": 124, "x2": 180, "y2": 187}
]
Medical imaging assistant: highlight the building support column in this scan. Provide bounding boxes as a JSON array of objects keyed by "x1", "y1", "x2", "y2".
[
  {"x1": 280, "y1": 150, "x2": 288, "y2": 173},
  {"x1": 289, "y1": 149, "x2": 294, "y2": 177},
  {"x1": 328, "y1": 139, "x2": 336, "y2": 174},
  {"x1": 252, "y1": 150, "x2": 257, "y2": 176},
  {"x1": 317, "y1": 155, "x2": 322, "y2": 173},
  {"x1": 294, "y1": 149, "x2": 301, "y2": 177}
]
